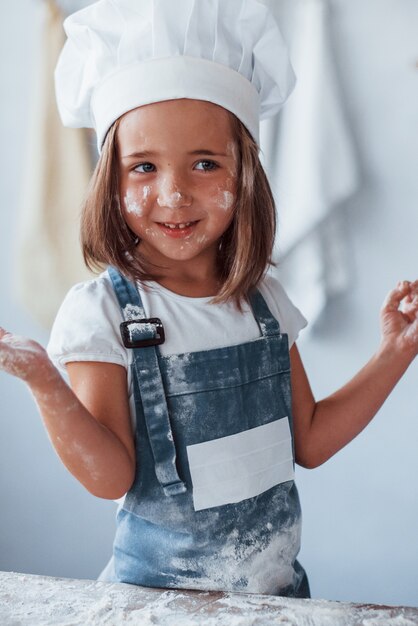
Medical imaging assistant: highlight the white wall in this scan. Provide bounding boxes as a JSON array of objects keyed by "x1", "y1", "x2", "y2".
[
  {"x1": 294, "y1": 0, "x2": 418, "y2": 607},
  {"x1": 1, "y1": 0, "x2": 417, "y2": 607},
  {"x1": 0, "y1": 1, "x2": 116, "y2": 581}
]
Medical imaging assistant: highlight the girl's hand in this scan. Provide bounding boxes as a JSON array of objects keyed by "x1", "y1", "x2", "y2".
[
  {"x1": 380, "y1": 280, "x2": 418, "y2": 356},
  {"x1": 0, "y1": 328, "x2": 56, "y2": 388}
]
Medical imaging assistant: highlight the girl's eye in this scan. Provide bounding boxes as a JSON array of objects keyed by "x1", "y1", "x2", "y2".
[
  {"x1": 134, "y1": 163, "x2": 155, "y2": 173},
  {"x1": 195, "y1": 160, "x2": 218, "y2": 172}
]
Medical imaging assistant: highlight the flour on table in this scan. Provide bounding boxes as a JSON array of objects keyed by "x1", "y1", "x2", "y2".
[{"x1": 1, "y1": 572, "x2": 417, "y2": 626}]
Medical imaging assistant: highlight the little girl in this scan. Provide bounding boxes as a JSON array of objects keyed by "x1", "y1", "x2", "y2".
[{"x1": 1, "y1": 0, "x2": 418, "y2": 599}]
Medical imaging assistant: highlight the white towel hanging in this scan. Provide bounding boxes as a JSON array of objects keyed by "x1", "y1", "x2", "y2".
[{"x1": 260, "y1": 0, "x2": 359, "y2": 327}]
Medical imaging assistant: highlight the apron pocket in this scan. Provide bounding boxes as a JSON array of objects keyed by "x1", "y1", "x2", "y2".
[{"x1": 186, "y1": 417, "x2": 294, "y2": 512}]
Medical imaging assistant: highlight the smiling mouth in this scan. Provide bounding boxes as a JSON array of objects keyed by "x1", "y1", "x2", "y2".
[{"x1": 158, "y1": 221, "x2": 198, "y2": 230}]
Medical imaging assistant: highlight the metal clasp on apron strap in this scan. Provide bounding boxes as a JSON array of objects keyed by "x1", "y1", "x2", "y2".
[
  {"x1": 108, "y1": 267, "x2": 187, "y2": 497},
  {"x1": 120, "y1": 318, "x2": 165, "y2": 349}
]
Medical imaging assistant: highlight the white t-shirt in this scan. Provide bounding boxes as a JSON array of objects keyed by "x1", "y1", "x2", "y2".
[{"x1": 47, "y1": 266, "x2": 307, "y2": 427}]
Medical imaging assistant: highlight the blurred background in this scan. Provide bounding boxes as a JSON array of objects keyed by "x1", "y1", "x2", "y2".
[{"x1": 1, "y1": 0, "x2": 417, "y2": 607}]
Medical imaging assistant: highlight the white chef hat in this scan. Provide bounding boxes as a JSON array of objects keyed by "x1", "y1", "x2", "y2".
[{"x1": 55, "y1": 0, "x2": 296, "y2": 150}]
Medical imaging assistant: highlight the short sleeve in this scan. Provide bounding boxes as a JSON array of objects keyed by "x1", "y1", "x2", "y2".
[
  {"x1": 258, "y1": 266, "x2": 307, "y2": 347},
  {"x1": 47, "y1": 273, "x2": 129, "y2": 374}
]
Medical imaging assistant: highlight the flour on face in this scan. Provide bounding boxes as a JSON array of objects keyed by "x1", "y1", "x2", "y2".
[
  {"x1": 217, "y1": 189, "x2": 235, "y2": 211},
  {"x1": 157, "y1": 187, "x2": 184, "y2": 208},
  {"x1": 124, "y1": 190, "x2": 144, "y2": 216}
]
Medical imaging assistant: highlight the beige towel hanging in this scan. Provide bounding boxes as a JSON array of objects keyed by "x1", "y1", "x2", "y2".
[{"x1": 15, "y1": 0, "x2": 94, "y2": 330}]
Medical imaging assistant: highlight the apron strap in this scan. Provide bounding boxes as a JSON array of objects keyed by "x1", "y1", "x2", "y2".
[
  {"x1": 108, "y1": 267, "x2": 186, "y2": 497},
  {"x1": 249, "y1": 289, "x2": 283, "y2": 338}
]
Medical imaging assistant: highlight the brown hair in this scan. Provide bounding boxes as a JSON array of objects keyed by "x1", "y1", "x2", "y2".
[{"x1": 81, "y1": 111, "x2": 276, "y2": 307}]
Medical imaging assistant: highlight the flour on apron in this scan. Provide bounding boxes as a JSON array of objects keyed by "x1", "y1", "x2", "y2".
[{"x1": 102, "y1": 267, "x2": 310, "y2": 598}]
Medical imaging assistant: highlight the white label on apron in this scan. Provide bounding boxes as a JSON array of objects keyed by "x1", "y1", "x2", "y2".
[{"x1": 186, "y1": 417, "x2": 294, "y2": 512}]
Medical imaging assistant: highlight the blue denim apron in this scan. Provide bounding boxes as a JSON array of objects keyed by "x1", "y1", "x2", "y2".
[{"x1": 103, "y1": 268, "x2": 309, "y2": 598}]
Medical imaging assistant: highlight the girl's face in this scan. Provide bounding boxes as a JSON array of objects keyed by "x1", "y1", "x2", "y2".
[{"x1": 117, "y1": 99, "x2": 238, "y2": 276}]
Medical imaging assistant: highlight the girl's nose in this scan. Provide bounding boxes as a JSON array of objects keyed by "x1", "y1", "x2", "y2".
[{"x1": 157, "y1": 177, "x2": 192, "y2": 209}]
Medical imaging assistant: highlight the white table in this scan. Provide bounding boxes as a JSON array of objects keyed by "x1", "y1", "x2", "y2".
[{"x1": 1, "y1": 571, "x2": 417, "y2": 625}]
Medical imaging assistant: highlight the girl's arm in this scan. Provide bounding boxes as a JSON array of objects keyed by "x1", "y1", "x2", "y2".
[
  {"x1": 292, "y1": 280, "x2": 418, "y2": 469},
  {"x1": 0, "y1": 329, "x2": 135, "y2": 498}
]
